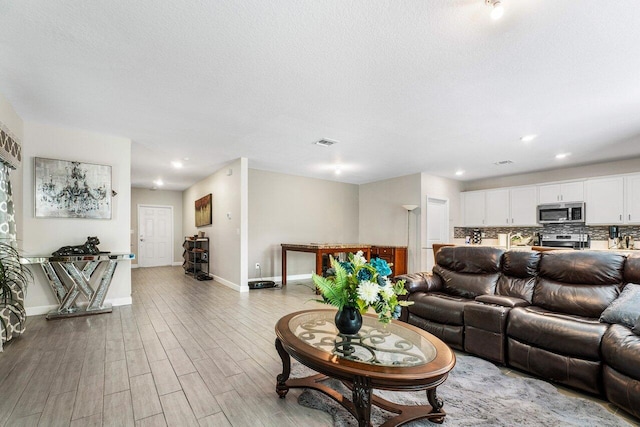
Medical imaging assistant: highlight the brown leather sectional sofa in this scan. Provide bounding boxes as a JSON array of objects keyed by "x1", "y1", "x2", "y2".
[{"x1": 396, "y1": 246, "x2": 640, "y2": 420}]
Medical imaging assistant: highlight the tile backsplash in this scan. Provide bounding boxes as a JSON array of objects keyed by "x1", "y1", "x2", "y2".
[{"x1": 454, "y1": 225, "x2": 640, "y2": 241}]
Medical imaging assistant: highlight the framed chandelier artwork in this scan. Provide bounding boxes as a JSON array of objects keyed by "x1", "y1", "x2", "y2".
[{"x1": 34, "y1": 157, "x2": 112, "y2": 219}]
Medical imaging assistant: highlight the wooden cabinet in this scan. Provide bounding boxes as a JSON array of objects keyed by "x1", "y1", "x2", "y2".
[
  {"x1": 585, "y1": 177, "x2": 624, "y2": 225},
  {"x1": 182, "y1": 237, "x2": 210, "y2": 279},
  {"x1": 538, "y1": 181, "x2": 584, "y2": 204},
  {"x1": 370, "y1": 246, "x2": 407, "y2": 277},
  {"x1": 461, "y1": 191, "x2": 486, "y2": 227},
  {"x1": 625, "y1": 174, "x2": 640, "y2": 224}
]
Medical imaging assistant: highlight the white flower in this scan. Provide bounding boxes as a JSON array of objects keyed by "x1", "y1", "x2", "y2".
[
  {"x1": 352, "y1": 251, "x2": 366, "y2": 267},
  {"x1": 379, "y1": 285, "x2": 395, "y2": 301},
  {"x1": 357, "y1": 280, "x2": 380, "y2": 305}
]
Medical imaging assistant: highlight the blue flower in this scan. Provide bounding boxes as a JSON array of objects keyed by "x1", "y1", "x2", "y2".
[
  {"x1": 357, "y1": 268, "x2": 373, "y2": 282},
  {"x1": 392, "y1": 304, "x2": 402, "y2": 319},
  {"x1": 339, "y1": 261, "x2": 354, "y2": 274},
  {"x1": 370, "y1": 257, "x2": 392, "y2": 277}
]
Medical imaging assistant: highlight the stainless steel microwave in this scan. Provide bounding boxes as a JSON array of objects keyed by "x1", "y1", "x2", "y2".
[{"x1": 537, "y1": 202, "x2": 585, "y2": 224}]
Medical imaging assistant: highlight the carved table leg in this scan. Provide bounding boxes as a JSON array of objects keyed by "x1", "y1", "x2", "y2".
[
  {"x1": 353, "y1": 376, "x2": 372, "y2": 427},
  {"x1": 427, "y1": 387, "x2": 445, "y2": 424},
  {"x1": 275, "y1": 338, "x2": 291, "y2": 398}
]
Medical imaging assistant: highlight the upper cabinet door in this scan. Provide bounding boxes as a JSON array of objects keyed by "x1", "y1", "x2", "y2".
[
  {"x1": 538, "y1": 182, "x2": 584, "y2": 203},
  {"x1": 510, "y1": 186, "x2": 538, "y2": 226},
  {"x1": 585, "y1": 177, "x2": 624, "y2": 225},
  {"x1": 625, "y1": 174, "x2": 640, "y2": 224},
  {"x1": 560, "y1": 181, "x2": 585, "y2": 203},
  {"x1": 485, "y1": 189, "x2": 510, "y2": 226},
  {"x1": 538, "y1": 183, "x2": 562, "y2": 204},
  {"x1": 462, "y1": 191, "x2": 486, "y2": 227}
]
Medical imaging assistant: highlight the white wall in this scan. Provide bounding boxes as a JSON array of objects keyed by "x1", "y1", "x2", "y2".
[
  {"x1": 463, "y1": 157, "x2": 640, "y2": 191},
  {"x1": 359, "y1": 174, "x2": 421, "y2": 272},
  {"x1": 183, "y1": 158, "x2": 247, "y2": 291},
  {"x1": 21, "y1": 122, "x2": 132, "y2": 315},
  {"x1": 0, "y1": 92, "x2": 24, "y2": 243},
  {"x1": 131, "y1": 188, "x2": 183, "y2": 265},
  {"x1": 420, "y1": 173, "x2": 464, "y2": 271},
  {"x1": 248, "y1": 169, "x2": 360, "y2": 280}
]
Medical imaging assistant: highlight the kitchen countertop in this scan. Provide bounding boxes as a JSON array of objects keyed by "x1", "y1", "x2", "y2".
[{"x1": 451, "y1": 238, "x2": 638, "y2": 252}]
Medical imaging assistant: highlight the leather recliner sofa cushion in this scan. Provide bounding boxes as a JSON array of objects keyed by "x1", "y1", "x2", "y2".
[
  {"x1": 407, "y1": 292, "x2": 466, "y2": 325},
  {"x1": 407, "y1": 313, "x2": 464, "y2": 350},
  {"x1": 434, "y1": 246, "x2": 504, "y2": 299},
  {"x1": 507, "y1": 306, "x2": 607, "y2": 360},
  {"x1": 508, "y1": 338, "x2": 602, "y2": 395},
  {"x1": 496, "y1": 251, "x2": 540, "y2": 302},
  {"x1": 602, "y1": 366, "x2": 640, "y2": 419},
  {"x1": 601, "y1": 324, "x2": 640, "y2": 380},
  {"x1": 533, "y1": 251, "x2": 625, "y2": 317}
]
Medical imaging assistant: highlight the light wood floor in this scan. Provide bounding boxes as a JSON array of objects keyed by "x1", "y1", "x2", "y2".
[
  {"x1": 0, "y1": 266, "x2": 332, "y2": 427},
  {"x1": 1, "y1": 267, "x2": 637, "y2": 426}
]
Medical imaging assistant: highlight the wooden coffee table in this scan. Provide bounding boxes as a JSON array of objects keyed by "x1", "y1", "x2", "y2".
[{"x1": 274, "y1": 309, "x2": 456, "y2": 427}]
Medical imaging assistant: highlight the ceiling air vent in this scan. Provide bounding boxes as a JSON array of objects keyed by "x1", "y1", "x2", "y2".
[
  {"x1": 494, "y1": 160, "x2": 514, "y2": 166},
  {"x1": 313, "y1": 138, "x2": 338, "y2": 147}
]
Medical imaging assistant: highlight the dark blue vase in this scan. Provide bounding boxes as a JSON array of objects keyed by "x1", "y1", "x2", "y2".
[{"x1": 335, "y1": 306, "x2": 362, "y2": 335}]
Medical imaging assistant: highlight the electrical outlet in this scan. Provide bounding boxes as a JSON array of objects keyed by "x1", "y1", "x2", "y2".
[{"x1": 255, "y1": 263, "x2": 260, "y2": 269}]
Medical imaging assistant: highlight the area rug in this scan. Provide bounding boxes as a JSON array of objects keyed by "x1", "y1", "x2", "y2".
[{"x1": 294, "y1": 354, "x2": 633, "y2": 426}]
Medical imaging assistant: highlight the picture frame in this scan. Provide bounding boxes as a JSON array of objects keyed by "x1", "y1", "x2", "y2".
[
  {"x1": 195, "y1": 193, "x2": 212, "y2": 227},
  {"x1": 34, "y1": 157, "x2": 112, "y2": 219}
]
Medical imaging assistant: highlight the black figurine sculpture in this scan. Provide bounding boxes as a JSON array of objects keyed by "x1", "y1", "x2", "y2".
[{"x1": 52, "y1": 236, "x2": 106, "y2": 256}]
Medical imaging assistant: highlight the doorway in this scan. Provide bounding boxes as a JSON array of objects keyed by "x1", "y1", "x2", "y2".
[
  {"x1": 138, "y1": 205, "x2": 174, "y2": 267},
  {"x1": 425, "y1": 197, "x2": 449, "y2": 271}
]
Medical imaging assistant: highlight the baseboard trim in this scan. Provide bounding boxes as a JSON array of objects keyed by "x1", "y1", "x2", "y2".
[
  {"x1": 131, "y1": 264, "x2": 139, "y2": 269},
  {"x1": 252, "y1": 273, "x2": 311, "y2": 282},
  {"x1": 172, "y1": 261, "x2": 183, "y2": 267},
  {"x1": 26, "y1": 296, "x2": 133, "y2": 316},
  {"x1": 213, "y1": 275, "x2": 247, "y2": 292}
]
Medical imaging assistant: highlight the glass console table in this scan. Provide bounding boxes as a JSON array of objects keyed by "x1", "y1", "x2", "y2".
[{"x1": 21, "y1": 253, "x2": 134, "y2": 319}]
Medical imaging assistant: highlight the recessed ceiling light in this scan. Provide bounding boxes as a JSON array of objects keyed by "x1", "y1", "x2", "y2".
[
  {"x1": 486, "y1": 0, "x2": 504, "y2": 20},
  {"x1": 455, "y1": 170, "x2": 465, "y2": 176},
  {"x1": 171, "y1": 161, "x2": 183, "y2": 168},
  {"x1": 153, "y1": 179, "x2": 164, "y2": 186},
  {"x1": 314, "y1": 138, "x2": 339, "y2": 147},
  {"x1": 555, "y1": 152, "x2": 571, "y2": 159},
  {"x1": 520, "y1": 134, "x2": 537, "y2": 142}
]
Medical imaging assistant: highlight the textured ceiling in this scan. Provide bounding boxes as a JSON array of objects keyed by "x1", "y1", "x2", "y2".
[{"x1": 1, "y1": 1, "x2": 640, "y2": 190}]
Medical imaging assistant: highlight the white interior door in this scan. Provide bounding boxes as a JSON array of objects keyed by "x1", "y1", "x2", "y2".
[
  {"x1": 138, "y1": 205, "x2": 173, "y2": 267},
  {"x1": 425, "y1": 197, "x2": 449, "y2": 271}
]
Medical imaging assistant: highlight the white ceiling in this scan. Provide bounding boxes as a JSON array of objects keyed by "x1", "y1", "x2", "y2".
[{"x1": 2, "y1": 1, "x2": 640, "y2": 190}]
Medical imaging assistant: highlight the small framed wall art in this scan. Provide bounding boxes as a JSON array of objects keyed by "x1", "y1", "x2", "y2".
[
  {"x1": 195, "y1": 193, "x2": 212, "y2": 227},
  {"x1": 34, "y1": 157, "x2": 112, "y2": 219}
]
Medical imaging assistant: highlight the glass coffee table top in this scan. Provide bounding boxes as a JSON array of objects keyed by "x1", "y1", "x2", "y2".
[{"x1": 288, "y1": 310, "x2": 437, "y2": 367}]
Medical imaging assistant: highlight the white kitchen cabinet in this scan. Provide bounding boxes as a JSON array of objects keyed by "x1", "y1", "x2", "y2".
[
  {"x1": 585, "y1": 177, "x2": 624, "y2": 224},
  {"x1": 509, "y1": 186, "x2": 538, "y2": 226},
  {"x1": 462, "y1": 191, "x2": 486, "y2": 227},
  {"x1": 538, "y1": 181, "x2": 584, "y2": 204},
  {"x1": 485, "y1": 189, "x2": 510, "y2": 226},
  {"x1": 625, "y1": 174, "x2": 640, "y2": 224}
]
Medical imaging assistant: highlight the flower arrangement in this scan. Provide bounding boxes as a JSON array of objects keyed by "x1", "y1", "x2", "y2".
[{"x1": 312, "y1": 251, "x2": 412, "y2": 324}]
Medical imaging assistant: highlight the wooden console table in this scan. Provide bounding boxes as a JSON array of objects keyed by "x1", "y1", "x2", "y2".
[
  {"x1": 280, "y1": 244, "x2": 371, "y2": 286},
  {"x1": 21, "y1": 253, "x2": 134, "y2": 319}
]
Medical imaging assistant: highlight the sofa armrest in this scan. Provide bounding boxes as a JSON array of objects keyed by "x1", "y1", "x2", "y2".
[
  {"x1": 475, "y1": 295, "x2": 529, "y2": 308},
  {"x1": 394, "y1": 272, "x2": 443, "y2": 294}
]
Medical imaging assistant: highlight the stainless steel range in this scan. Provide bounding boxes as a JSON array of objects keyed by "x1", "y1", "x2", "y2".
[{"x1": 540, "y1": 234, "x2": 590, "y2": 250}]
